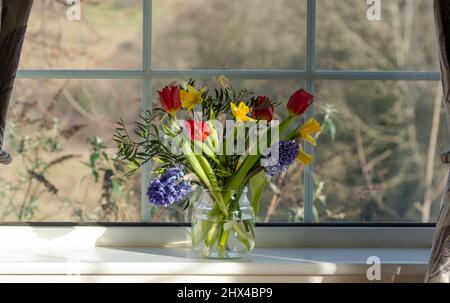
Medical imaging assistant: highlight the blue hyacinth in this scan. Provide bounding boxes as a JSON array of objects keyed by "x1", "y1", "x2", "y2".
[
  {"x1": 263, "y1": 140, "x2": 300, "y2": 177},
  {"x1": 146, "y1": 165, "x2": 192, "y2": 207}
]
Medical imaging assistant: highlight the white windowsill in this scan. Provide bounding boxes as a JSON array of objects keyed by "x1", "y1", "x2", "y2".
[
  {"x1": 0, "y1": 226, "x2": 432, "y2": 282},
  {"x1": 0, "y1": 246, "x2": 430, "y2": 283}
]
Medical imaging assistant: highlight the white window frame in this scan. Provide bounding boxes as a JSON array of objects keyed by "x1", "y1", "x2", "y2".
[{"x1": 15, "y1": 0, "x2": 441, "y2": 228}]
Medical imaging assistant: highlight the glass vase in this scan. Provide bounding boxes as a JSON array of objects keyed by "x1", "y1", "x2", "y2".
[{"x1": 191, "y1": 188, "x2": 256, "y2": 259}]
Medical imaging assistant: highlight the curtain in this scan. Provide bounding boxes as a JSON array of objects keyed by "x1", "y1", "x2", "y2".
[
  {"x1": 426, "y1": 0, "x2": 450, "y2": 283},
  {"x1": 0, "y1": 0, "x2": 33, "y2": 165}
]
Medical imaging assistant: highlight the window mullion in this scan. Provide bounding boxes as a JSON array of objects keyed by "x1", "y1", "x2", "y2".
[
  {"x1": 304, "y1": 0, "x2": 316, "y2": 224},
  {"x1": 141, "y1": 0, "x2": 153, "y2": 223}
]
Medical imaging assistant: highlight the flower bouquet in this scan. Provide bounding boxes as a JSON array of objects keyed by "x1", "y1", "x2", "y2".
[{"x1": 115, "y1": 78, "x2": 320, "y2": 258}]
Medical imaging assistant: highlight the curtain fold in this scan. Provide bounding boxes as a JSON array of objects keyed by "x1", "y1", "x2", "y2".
[
  {"x1": 426, "y1": 0, "x2": 450, "y2": 283},
  {"x1": 0, "y1": 0, "x2": 33, "y2": 165}
]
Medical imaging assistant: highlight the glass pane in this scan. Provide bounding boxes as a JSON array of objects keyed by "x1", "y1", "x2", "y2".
[
  {"x1": 1, "y1": 79, "x2": 142, "y2": 222},
  {"x1": 149, "y1": 78, "x2": 306, "y2": 223},
  {"x1": 152, "y1": 0, "x2": 307, "y2": 69},
  {"x1": 314, "y1": 81, "x2": 447, "y2": 223},
  {"x1": 316, "y1": 0, "x2": 439, "y2": 71},
  {"x1": 20, "y1": 0, "x2": 142, "y2": 69}
]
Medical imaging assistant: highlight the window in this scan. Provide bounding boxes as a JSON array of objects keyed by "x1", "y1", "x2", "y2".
[{"x1": 3, "y1": 0, "x2": 443, "y2": 224}]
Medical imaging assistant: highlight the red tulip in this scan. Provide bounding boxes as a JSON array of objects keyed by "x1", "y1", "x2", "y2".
[
  {"x1": 157, "y1": 86, "x2": 181, "y2": 114},
  {"x1": 251, "y1": 96, "x2": 274, "y2": 122},
  {"x1": 184, "y1": 120, "x2": 210, "y2": 141},
  {"x1": 287, "y1": 89, "x2": 314, "y2": 116}
]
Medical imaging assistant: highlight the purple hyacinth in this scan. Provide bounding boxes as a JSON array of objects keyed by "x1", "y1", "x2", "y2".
[
  {"x1": 146, "y1": 165, "x2": 192, "y2": 207},
  {"x1": 263, "y1": 140, "x2": 300, "y2": 177}
]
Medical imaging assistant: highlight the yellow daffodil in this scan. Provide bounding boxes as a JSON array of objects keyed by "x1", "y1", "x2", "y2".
[
  {"x1": 297, "y1": 147, "x2": 313, "y2": 166},
  {"x1": 180, "y1": 85, "x2": 206, "y2": 111},
  {"x1": 299, "y1": 118, "x2": 322, "y2": 146},
  {"x1": 230, "y1": 102, "x2": 256, "y2": 122}
]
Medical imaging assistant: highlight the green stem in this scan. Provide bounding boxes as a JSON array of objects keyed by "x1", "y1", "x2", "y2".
[
  {"x1": 225, "y1": 155, "x2": 260, "y2": 192},
  {"x1": 206, "y1": 121, "x2": 220, "y2": 148},
  {"x1": 218, "y1": 229, "x2": 229, "y2": 258},
  {"x1": 206, "y1": 221, "x2": 220, "y2": 247},
  {"x1": 182, "y1": 142, "x2": 211, "y2": 188},
  {"x1": 192, "y1": 116, "x2": 298, "y2": 257},
  {"x1": 196, "y1": 155, "x2": 228, "y2": 216},
  {"x1": 225, "y1": 116, "x2": 297, "y2": 193},
  {"x1": 193, "y1": 141, "x2": 220, "y2": 165}
]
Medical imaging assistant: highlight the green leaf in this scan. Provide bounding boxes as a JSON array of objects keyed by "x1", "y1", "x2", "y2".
[
  {"x1": 249, "y1": 171, "x2": 267, "y2": 216},
  {"x1": 90, "y1": 152, "x2": 100, "y2": 167},
  {"x1": 92, "y1": 169, "x2": 99, "y2": 182}
]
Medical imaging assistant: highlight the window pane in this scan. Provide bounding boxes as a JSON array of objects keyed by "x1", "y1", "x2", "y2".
[
  {"x1": 316, "y1": 0, "x2": 439, "y2": 71},
  {"x1": 314, "y1": 81, "x2": 447, "y2": 223},
  {"x1": 20, "y1": 0, "x2": 142, "y2": 69},
  {"x1": 152, "y1": 0, "x2": 307, "y2": 69},
  {"x1": 1, "y1": 79, "x2": 142, "y2": 222},
  {"x1": 150, "y1": 78, "x2": 305, "y2": 223}
]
